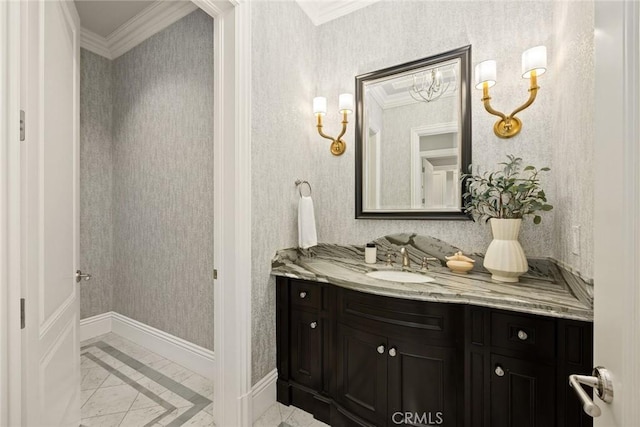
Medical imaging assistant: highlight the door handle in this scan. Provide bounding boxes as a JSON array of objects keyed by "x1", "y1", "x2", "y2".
[
  {"x1": 569, "y1": 366, "x2": 613, "y2": 418},
  {"x1": 76, "y1": 270, "x2": 92, "y2": 283}
]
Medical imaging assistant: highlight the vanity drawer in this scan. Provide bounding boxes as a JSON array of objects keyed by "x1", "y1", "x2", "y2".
[
  {"x1": 338, "y1": 289, "x2": 460, "y2": 343},
  {"x1": 290, "y1": 280, "x2": 321, "y2": 310},
  {"x1": 491, "y1": 311, "x2": 555, "y2": 359}
]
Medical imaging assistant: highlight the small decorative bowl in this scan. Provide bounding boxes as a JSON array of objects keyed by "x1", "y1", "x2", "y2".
[{"x1": 445, "y1": 251, "x2": 475, "y2": 274}]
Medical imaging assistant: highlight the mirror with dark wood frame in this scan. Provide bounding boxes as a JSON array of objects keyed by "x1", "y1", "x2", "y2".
[{"x1": 355, "y1": 45, "x2": 472, "y2": 220}]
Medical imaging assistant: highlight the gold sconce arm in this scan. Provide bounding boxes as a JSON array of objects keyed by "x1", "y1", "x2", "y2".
[
  {"x1": 510, "y1": 72, "x2": 539, "y2": 118},
  {"x1": 481, "y1": 71, "x2": 540, "y2": 139},
  {"x1": 316, "y1": 112, "x2": 348, "y2": 156}
]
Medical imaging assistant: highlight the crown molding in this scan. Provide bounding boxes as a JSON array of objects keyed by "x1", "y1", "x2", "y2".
[
  {"x1": 80, "y1": 28, "x2": 113, "y2": 59},
  {"x1": 295, "y1": 0, "x2": 380, "y2": 26},
  {"x1": 108, "y1": 1, "x2": 197, "y2": 58},
  {"x1": 79, "y1": 1, "x2": 198, "y2": 60}
]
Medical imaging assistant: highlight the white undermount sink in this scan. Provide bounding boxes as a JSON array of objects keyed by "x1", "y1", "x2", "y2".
[{"x1": 366, "y1": 270, "x2": 435, "y2": 283}]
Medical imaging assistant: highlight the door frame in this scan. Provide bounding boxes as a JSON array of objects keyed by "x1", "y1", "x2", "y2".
[
  {"x1": 192, "y1": 1, "x2": 254, "y2": 425},
  {"x1": 0, "y1": 1, "x2": 23, "y2": 426},
  {"x1": 1, "y1": 0, "x2": 254, "y2": 426}
]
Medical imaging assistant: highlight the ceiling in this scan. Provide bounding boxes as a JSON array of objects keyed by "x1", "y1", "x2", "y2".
[
  {"x1": 76, "y1": 0, "x2": 378, "y2": 59},
  {"x1": 75, "y1": 0, "x2": 378, "y2": 37},
  {"x1": 75, "y1": 1, "x2": 156, "y2": 37}
]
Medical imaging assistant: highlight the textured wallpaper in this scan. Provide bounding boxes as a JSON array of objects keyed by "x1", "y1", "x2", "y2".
[
  {"x1": 312, "y1": 0, "x2": 557, "y2": 258},
  {"x1": 80, "y1": 49, "x2": 114, "y2": 318},
  {"x1": 251, "y1": 1, "x2": 318, "y2": 384},
  {"x1": 250, "y1": 0, "x2": 594, "y2": 385},
  {"x1": 551, "y1": 1, "x2": 594, "y2": 280},
  {"x1": 110, "y1": 10, "x2": 215, "y2": 350}
]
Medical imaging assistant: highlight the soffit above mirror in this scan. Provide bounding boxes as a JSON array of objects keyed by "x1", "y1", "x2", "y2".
[{"x1": 295, "y1": 0, "x2": 381, "y2": 26}]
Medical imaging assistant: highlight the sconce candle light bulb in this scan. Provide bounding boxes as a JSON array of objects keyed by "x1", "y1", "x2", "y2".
[
  {"x1": 313, "y1": 93, "x2": 353, "y2": 156},
  {"x1": 475, "y1": 46, "x2": 546, "y2": 139}
]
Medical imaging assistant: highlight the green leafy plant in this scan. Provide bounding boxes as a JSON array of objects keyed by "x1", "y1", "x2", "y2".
[{"x1": 462, "y1": 155, "x2": 553, "y2": 224}]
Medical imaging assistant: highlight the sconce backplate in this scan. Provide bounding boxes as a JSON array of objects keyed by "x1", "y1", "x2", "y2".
[
  {"x1": 330, "y1": 140, "x2": 346, "y2": 156},
  {"x1": 494, "y1": 117, "x2": 522, "y2": 139}
]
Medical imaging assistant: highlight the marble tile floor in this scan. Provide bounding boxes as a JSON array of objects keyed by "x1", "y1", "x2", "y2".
[
  {"x1": 81, "y1": 333, "x2": 326, "y2": 427},
  {"x1": 254, "y1": 403, "x2": 329, "y2": 427},
  {"x1": 80, "y1": 333, "x2": 214, "y2": 427}
]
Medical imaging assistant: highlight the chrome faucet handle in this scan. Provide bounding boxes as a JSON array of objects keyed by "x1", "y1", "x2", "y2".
[{"x1": 421, "y1": 257, "x2": 439, "y2": 270}]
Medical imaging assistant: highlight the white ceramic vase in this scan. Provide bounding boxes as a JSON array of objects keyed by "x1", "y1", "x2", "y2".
[{"x1": 483, "y1": 218, "x2": 528, "y2": 283}]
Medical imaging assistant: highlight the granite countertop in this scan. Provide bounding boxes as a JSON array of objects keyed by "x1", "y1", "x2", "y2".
[{"x1": 271, "y1": 234, "x2": 594, "y2": 322}]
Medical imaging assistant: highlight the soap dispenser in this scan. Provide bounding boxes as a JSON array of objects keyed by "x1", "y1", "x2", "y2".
[{"x1": 365, "y1": 243, "x2": 377, "y2": 264}]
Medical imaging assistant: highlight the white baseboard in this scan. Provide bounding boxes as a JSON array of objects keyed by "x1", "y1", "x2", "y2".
[
  {"x1": 80, "y1": 312, "x2": 112, "y2": 342},
  {"x1": 79, "y1": 312, "x2": 215, "y2": 380},
  {"x1": 80, "y1": 311, "x2": 277, "y2": 417},
  {"x1": 251, "y1": 369, "x2": 278, "y2": 422}
]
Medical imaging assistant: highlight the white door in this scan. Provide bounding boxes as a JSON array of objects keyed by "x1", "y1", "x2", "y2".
[
  {"x1": 585, "y1": 1, "x2": 640, "y2": 425},
  {"x1": 21, "y1": 1, "x2": 81, "y2": 426},
  {"x1": 422, "y1": 158, "x2": 434, "y2": 207}
]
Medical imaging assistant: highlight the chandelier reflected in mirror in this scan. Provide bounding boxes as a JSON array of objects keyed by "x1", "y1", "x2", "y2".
[{"x1": 409, "y1": 67, "x2": 457, "y2": 103}]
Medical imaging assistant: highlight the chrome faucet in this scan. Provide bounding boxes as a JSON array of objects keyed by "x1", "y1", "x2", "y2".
[{"x1": 399, "y1": 247, "x2": 411, "y2": 269}]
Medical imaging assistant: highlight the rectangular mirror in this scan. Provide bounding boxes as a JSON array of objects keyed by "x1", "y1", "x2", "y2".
[{"x1": 355, "y1": 46, "x2": 472, "y2": 219}]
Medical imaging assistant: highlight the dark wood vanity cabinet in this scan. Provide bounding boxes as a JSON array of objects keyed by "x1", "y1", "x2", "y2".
[
  {"x1": 335, "y1": 288, "x2": 463, "y2": 427},
  {"x1": 276, "y1": 276, "x2": 593, "y2": 427},
  {"x1": 464, "y1": 306, "x2": 594, "y2": 427}
]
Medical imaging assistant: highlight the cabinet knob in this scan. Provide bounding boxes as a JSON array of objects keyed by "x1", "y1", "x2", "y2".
[
  {"x1": 517, "y1": 330, "x2": 528, "y2": 340},
  {"x1": 377, "y1": 345, "x2": 385, "y2": 354},
  {"x1": 388, "y1": 347, "x2": 397, "y2": 357},
  {"x1": 495, "y1": 365, "x2": 505, "y2": 377},
  {"x1": 310, "y1": 321, "x2": 317, "y2": 329},
  {"x1": 299, "y1": 291, "x2": 307, "y2": 299}
]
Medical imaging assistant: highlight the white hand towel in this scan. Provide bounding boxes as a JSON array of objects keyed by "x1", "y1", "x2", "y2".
[{"x1": 298, "y1": 195, "x2": 318, "y2": 249}]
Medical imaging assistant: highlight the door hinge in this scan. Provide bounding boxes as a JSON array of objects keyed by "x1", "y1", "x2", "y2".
[
  {"x1": 20, "y1": 298, "x2": 25, "y2": 329},
  {"x1": 20, "y1": 110, "x2": 25, "y2": 141},
  {"x1": 213, "y1": 269, "x2": 217, "y2": 280}
]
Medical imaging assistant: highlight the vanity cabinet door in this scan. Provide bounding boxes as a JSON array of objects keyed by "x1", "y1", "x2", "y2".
[
  {"x1": 336, "y1": 323, "x2": 388, "y2": 426},
  {"x1": 387, "y1": 340, "x2": 460, "y2": 427},
  {"x1": 490, "y1": 354, "x2": 555, "y2": 427},
  {"x1": 290, "y1": 308, "x2": 322, "y2": 390}
]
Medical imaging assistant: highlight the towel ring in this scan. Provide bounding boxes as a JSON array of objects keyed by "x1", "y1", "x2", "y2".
[{"x1": 295, "y1": 179, "x2": 312, "y2": 197}]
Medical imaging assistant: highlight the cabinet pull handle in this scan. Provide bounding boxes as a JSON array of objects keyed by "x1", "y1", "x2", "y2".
[
  {"x1": 495, "y1": 365, "x2": 505, "y2": 377},
  {"x1": 388, "y1": 347, "x2": 397, "y2": 357},
  {"x1": 310, "y1": 321, "x2": 317, "y2": 329},
  {"x1": 517, "y1": 330, "x2": 528, "y2": 340},
  {"x1": 299, "y1": 291, "x2": 307, "y2": 299},
  {"x1": 377, "y1": 345, "x2": 385, "y2": 354}
]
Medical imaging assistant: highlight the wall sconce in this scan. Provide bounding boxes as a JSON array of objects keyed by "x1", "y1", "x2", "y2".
[
  {"x1": 313, "y1": 93, "x2": 353, "y2": 156},
  {"x1": 475, "y1": 46, "x2": 547, "y2": 139}
]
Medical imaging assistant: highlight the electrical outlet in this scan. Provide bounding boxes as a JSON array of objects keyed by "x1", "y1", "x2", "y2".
[{"x1": 571, "y1": 225, "x2": 580, "y2": 256}]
